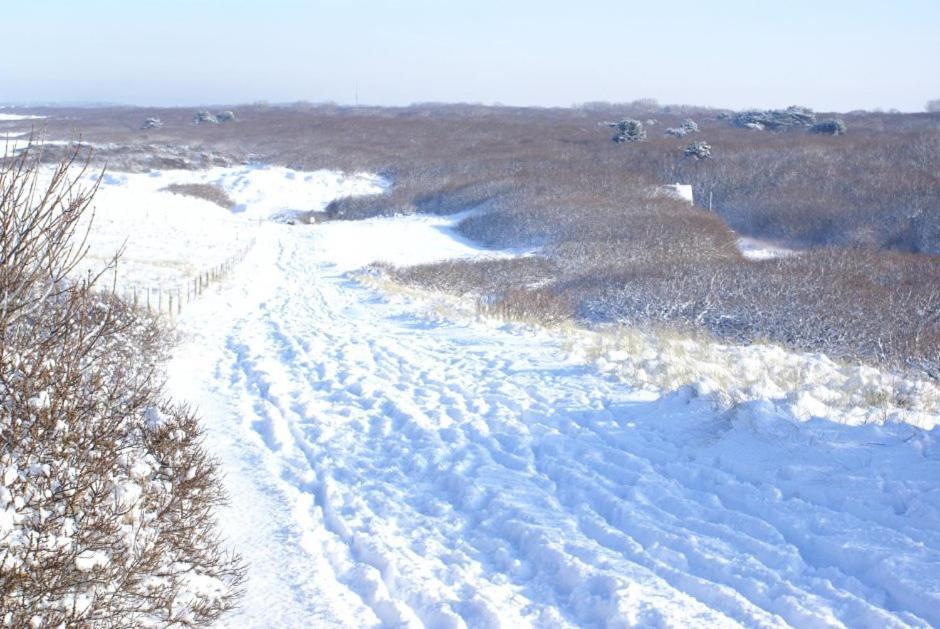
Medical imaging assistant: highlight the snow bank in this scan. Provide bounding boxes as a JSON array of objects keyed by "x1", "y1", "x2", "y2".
[
  {"x1": 562, "y1": 324, "x2": 940, "y2": 430},
  {"x1": 210, "y1": 166, "x2": 386, "y2": 220},
  {"x1": 0, "y1": 113, "x2": 45, "y2": 121},
  {"x1": 309, "y1": 209, "x2": 527, "y2": 273}
]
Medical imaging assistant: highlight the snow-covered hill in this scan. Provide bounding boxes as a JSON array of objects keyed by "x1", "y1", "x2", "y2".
[{"x1": 79, "y1": 165, "x2": 939, "y2": 627}]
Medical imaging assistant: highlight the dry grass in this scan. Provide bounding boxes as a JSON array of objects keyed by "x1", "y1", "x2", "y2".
[{"x1": 162, "y1": 182, "x2": 235, "y2": 208}]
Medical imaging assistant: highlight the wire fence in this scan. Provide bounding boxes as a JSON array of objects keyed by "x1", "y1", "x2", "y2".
[{"x1": 116, "y1": 236, "x2": 257, "y2": 318}]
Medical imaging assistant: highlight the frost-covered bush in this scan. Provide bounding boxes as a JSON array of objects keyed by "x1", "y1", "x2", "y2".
[
  {"x1": 810, "y1": 119, "x2": 847, "y2": 135},
  {"x1": 684, "y1": 140, "x2": 712, "y2": 159},
  {"x1": 0, "y1": 145, "x2": 243, "y2": 626},
  {"x1": 606, "y1": 119, "x2": 646, "y2": 143},
  {"x1": 216, "y1": 110, "x2": 236, "y2": 123},
  {"x1": 665, "y1": 119, "x2": 699, "y2": 137},
  {"x1": 926, "y1": 99, "x2": 940, "y2": 113},
  {"x1": 731, "y1": 106, "x2": 816, "y2": 131},
  {"x1": 192, "y1": 110, "x2": 219, "y2": 125},
  {"x1": 141, "y1": 117, "x2": 163, "y2": 130}
]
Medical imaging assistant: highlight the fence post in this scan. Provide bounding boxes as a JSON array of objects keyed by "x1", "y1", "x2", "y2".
[
  {"x1": 177, "y1": 287, "x2": 182, "y2": 314},
  {"x1": 147, "y1": 288, "x2": 151, "y2": 312},
  {"x1": 158, "y1": 289, "x2": 163, "y2": 313},
  {"x1": 168, "y1": 291, "x2": 173, "y2": 317}
]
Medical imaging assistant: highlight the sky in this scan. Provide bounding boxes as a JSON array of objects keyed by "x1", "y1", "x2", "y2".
[{"x1": 2, "y1": 0, "x2": 939, "y2": 112}]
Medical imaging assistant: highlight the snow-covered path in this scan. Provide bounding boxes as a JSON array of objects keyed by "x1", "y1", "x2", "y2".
[{"x1": 168, "y1": 223, "x2": 939, "y2": 628}]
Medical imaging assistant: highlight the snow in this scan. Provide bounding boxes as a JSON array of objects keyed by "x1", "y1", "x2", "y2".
[
  {"x1": 737, "y1": 236, "x2": 798, "y2": 261},
  {"x1": 66, "y1": 163, "x2": 940, "y2": 626},
  {"x1": 64, "y1": 165, "x2": 386, "y2": 292},
  {"x1": 312, "y1": 209, "x2": 524, "y2": 273},
  {"x1": 74, "y1": 550, "x2": 110, "y2": 572},
  {"x1": 573, "y1": 327, "x2": 940, "y2": 430},
  {"x1": 659, "y1": 183, "x2": 694, "y2": 205},
  {"x1": 0, "y1": 113, "x2": 45, "y2": 121},
  {"x1": 2, "y1": 134, "x2": 37, "y2": 155},
  {"x1": 209, "y1": 165, "x2": 387, "y2": 220}
]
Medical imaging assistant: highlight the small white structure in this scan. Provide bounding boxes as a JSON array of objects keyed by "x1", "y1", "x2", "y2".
[{"x1": 659, "y1": 183, "x2": 694, "y2": 205}]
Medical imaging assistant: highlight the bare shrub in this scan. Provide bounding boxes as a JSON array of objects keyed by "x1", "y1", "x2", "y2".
[
  {"x1": 810, "y1": 119, "x2": 847, "y2": 135},
  {"x1": 162, "y1": 182, "x2": 235, "y2": 209},
  {"x1": 477, "y1": 287, "x2": 574, "y2": 326},
  {"x1": 380, "y1": 256, "x2": 556, "y2": 296},
  {"x1": 0, "y1": 144, "x2": 243, "y2": 625}
]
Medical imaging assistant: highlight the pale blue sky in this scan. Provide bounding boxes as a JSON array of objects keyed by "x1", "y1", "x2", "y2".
[{"x1": 3, "y1": 0, "x2": 939, "y2": 111}]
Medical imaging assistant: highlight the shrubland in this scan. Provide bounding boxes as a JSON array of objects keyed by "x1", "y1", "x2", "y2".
[{"x1": 21, "y1": 101, "x2": 940, "y2": 375}]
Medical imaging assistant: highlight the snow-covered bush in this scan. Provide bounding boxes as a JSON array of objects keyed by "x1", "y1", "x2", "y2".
[
  {"x1": 216, "y1": 110, "x2": 236, "y2": 123},
  {"x1": 665, "y1": 119, "x2": 699, "y2": 137},
  {"x1": 141, "y1": 117, "x2": 163, "y2": 130},
  {"x1": 731, "y1": 106, "x2": 816, "y2": 131},
  {"x1": 0, "y1": 144, "x2": 243, "y2": 626},
  {"x1": 684, "y1": 140, "x2": 712, "y2": 159},
  {"x1": 606, "y1": 119, "x2": 646, "y2": 143},
  {"x1": 192, "y1": 110, "x2": 219, "y2": 125},
  {"x1": 810, "y1": 119, "x2": 847, "y2": 135}
]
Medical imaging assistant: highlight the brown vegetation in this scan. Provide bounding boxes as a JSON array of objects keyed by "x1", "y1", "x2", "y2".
[
  {"x1": 0, "y1": 146, "x2": 243, "y2": 625},
  {"x1": 19, "y1": 102, "x2": 940, "y2": 374},
  {"x1": 162, "y1": 182, "x2": 235, "y2": 209}
]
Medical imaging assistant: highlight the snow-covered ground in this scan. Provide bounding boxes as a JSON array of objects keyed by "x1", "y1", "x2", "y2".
[
  {"x1": 0, "y1": 113, "x2": 45, "y2": 121},
  {"x1": 737, "y1": 236, "x2": 798, "y2": 261},
  {"x1": 67, "y1": 165, "x2": 385, "y2": 292},
  {"x1": 75, "y1": 165, "x2": 939, "y2": 627}
]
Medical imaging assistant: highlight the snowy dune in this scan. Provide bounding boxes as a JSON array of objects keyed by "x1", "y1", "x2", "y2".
[
  {"x1": 575, "y1": 327, "x2": 939, "y2": 430},
  {"x1": 311, "y1": 209, "x2": 529, "y2": 273},
  {"x1": 70, "y1": 164, "x2": 939, "y2": 627},
  {"x1": 66, "y1": 165, "x2": 386, "y2": 290}
]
